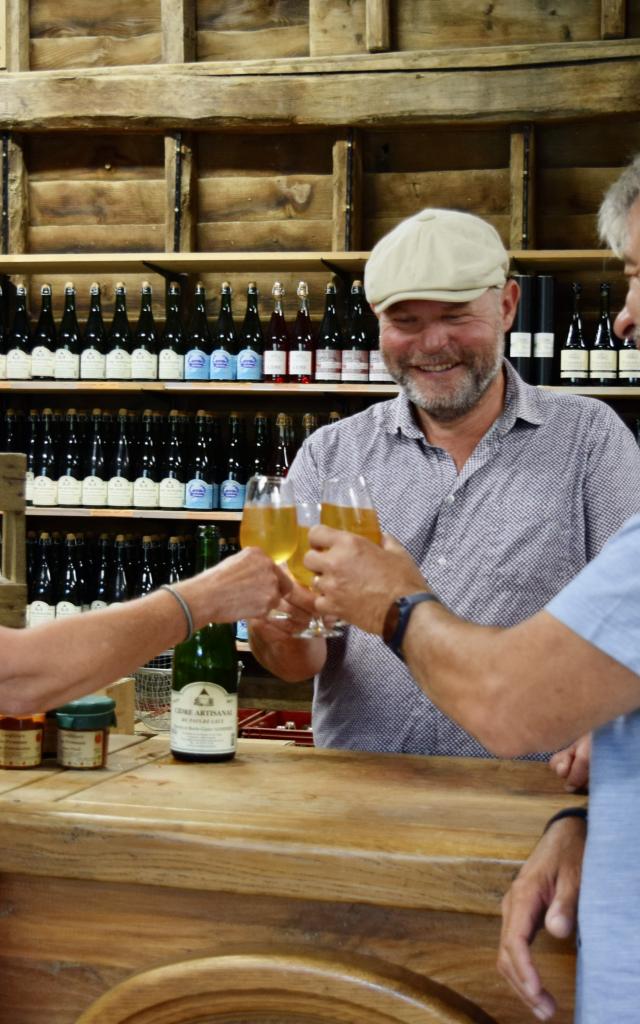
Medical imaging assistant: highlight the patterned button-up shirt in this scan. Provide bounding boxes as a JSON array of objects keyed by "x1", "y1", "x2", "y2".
[{"x1": 288, "y1": 361, "x2": 640, "y2": 758}]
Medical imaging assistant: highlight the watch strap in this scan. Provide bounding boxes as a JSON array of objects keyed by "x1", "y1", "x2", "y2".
[{"x1": 383, "y1": 592, "x2": 440, "y2": 661}]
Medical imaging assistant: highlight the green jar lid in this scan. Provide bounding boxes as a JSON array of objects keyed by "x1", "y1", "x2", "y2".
[{"x1": 55, "y1": 696, "x2": 117, "y2": 731}]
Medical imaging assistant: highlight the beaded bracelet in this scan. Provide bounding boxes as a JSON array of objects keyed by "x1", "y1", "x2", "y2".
[
  {"x1": 159, "y1": 584, "x2": 194, "y2": 642},
  {"x1": 543, "y1": 806, "x2": 588, "y2": 834}
]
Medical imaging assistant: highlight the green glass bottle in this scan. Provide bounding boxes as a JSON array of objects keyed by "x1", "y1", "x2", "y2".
[{"x1": 170, "y1": 525, "x2": 239, "y2": 763}]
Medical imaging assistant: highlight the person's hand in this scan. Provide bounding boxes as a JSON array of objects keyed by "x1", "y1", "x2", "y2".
[
  {"x1": 497, "y1": 815, "x2": 587, "y2": 1021},
  {"x1": 185, "y1": 547, "x2": 292, "y2": 625},
  {"x1": 305, "y1": 528, "x2": 426, "y2": 634},
  {"x1": 248, "y1": 578, "x2": 319, "y2": 642},
  {"x1": 549, "y1": 734, "x2": 591, "y2": 792}
]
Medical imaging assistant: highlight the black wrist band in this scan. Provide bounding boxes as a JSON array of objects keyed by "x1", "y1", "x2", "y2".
[{"x1": 543, "y1": 807, "x2": 588, "y2": 834}]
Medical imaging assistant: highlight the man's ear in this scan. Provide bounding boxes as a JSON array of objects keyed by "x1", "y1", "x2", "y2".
[{"x1": 500, "y1": 278, "x2": 520, "y2": 332}]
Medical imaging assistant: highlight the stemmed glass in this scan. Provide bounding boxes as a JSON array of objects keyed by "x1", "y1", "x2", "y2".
[
  {"x1": 320, "y1": 474, "x2": 382, "y2": 544},
  {"x1": 287, "y1": 501, "x2": 342, "y2": 638},
  {"x1": 239, "y1": 475, "x2": 298, "y2": 620}
]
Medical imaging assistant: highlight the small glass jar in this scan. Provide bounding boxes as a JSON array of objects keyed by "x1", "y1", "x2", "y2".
[
  {"x1": 55, "y1": 696, "x2": 116, "y2": 769},
  {"x1": 0, "y1": 714, "x2": 45, "y2": 769}
]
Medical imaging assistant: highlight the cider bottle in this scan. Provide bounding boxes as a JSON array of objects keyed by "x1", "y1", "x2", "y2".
[
  {"x1": 31, "y1": 284, "x2": 57, "y2": 380},
  {"x1": 105, "y1": 282, "x2": 133, "y2": 380},
  {"x1": 315, "y1": 282, "x2": 342, "y2": 383},
  {"x1": 159, "y1": 281, "x2": 186, "y2": 381},
  {"x1": 131, "y1": 281, "x2": 159, "y2": 380},
  {"x1": 288, "y1": 281, "x2": 314, "y2": 384},
  {"x1": 80, "y1": 282, "x2": 107, "y2": 380},
  {"x1": 6, "y1": 284, "x2": 32, "y2": 380},
  {"x1": 237, "y1": 282, "x2": 264, "y2": 382},
  {"x1": 263, "y1": 281, "x2": 288, "y2": 383},
  {"x1": 54, "y1": 283, "x2": 81, "y2": 381},
  {"x1": 560, "y1": 282, "x2": 588, "y2": 386},
  {"x1": 210, "y1": 281, "x2": 237, "y2": 381}
]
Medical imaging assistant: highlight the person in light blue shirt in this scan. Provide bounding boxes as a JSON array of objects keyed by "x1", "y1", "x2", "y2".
[{"x1": 302, "y1": 153, "x2": 640, "y2": 1023}]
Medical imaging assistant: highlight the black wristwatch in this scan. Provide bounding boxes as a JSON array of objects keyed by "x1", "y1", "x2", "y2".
[{"x1": 383, "y1": 592, "x2": 441, "y2": 661}]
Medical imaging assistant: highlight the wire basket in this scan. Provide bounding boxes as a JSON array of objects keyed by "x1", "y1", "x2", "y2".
[{"x1": 134, "y1": 650, "x2": 173, "y2": 733}]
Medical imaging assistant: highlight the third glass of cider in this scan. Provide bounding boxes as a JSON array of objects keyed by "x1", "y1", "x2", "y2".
[{"x1": 320, "y1": 475, "x2": 382, "y2": 545}]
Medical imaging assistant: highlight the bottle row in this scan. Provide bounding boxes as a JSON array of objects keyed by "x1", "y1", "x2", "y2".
[
  {"x1": 6, "y1": 405, "x2": 335, "y2": 511},
  {"x1": 0, "y1": 278, "x2": 391, "y2": 385},
  {"x1": 508, "y1": 277, "x2": 639, "y2": 387}
]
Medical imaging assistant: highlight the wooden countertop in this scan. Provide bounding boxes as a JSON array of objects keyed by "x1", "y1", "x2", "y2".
[{"x1": 0, "y1": 735, "x2": 582, "y2": 915}]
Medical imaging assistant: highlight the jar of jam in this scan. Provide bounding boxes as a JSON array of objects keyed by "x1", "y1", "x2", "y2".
[
  {"x1": 55, "y1": 697, "x2": 116, "y2": 769},
  {"x1": 0, "y1": 714, "x2": 45, "y2": 769}
]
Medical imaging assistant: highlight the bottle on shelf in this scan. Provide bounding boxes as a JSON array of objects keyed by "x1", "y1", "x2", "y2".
[
  {"x1": 289, "y1": 280, "x2": 314, "y2": 384},
  {"x1": 220, "y1": 412, "x2": 247, "y2": 511},
  {"x1": 80, "y1": 282, "x2": 107, "y2": 380},
  {"x1": 263, "y1": 281, "x2": 288, "y2": 384},
  {"x1": 301, "y1": 411, "x2": 319, "y2": 442},
  {"x1": 54, "y1": 282, "x2": 81, "y2": 381},
  {"x1": 0, "y1": 283, "x2": 6, "y2": 379},
  {"x1": 107, "y1": 407, "x2": 134, "y2": 508},
  {"x1": 327, "y1": 410, "x2": 342, "y2": 426},
  {"x1": 184, "y1": 410, "x2": 215, "y2": 511},
  {"x1": 3, "y1": 407, "x2": 25, "y2": 453},
  {"x1": 315, "y1": 282, "x2": 342, "y2": 383},
  {"x1": 24, "y1": 408, "x2": 39, "y2": 506},
  {"x1": 28, "y1": 532, "x2": 56, "y2": 628},
  {"x1": 82, "y1": 408, "x2": 108, "y2": 508},
  {"x1": 31, "y1": 283, "x2": 57, "y2": 381},
  {"x1": 589, "y1": 282, "x2": 618, "y2": 386},
  {"x1": 367, "y1": 318, "x2": 391, "y2": 384},
  {"x1": 166, "y1": 535, "x2": 183, "y2": 584},
  {"x1": 6, "y1": 283, "x2": 32, "y2": 381},
  {"x1": 132, "y1": 536, "x2": 157, "y2": 599},
  {"x1": 131, "y1": 281, "x2": 159, "y2": 380},
  {"x1": 560, "y1": 282, "x2": 589, "y2": 386},
  {"x1": 170, "y1": 524, "x2": 239, "y2": 764},
  {"x1": 57, "y1": 408, "x2": 83, "y2": 507},
  {"x1": 133, "y1": 409, "x2": 160, "y2": 509},
  {"x1": 159, "y1": 410, "x2": 186, "y2": 509},
  {"x1": 55, "y1": 534, "x2": 83, "y2": 619},
  {"x1": 533, "y1": 275, "x2": 555, "y2": 386},
  {"x1": 248, "y1": 411, "x2": 270, "y2": 478},
  {"x1": 185, "y1": 282, "x2": 212, "y2": 382},
  {"x1": 210, "y1": 281, "x2": 238, "y2": 381},
  {"x1": 341, "y1": 280, "x2": 371, "y2": 384},
  {"x1": 619, "y1": 324, "x2": 640, "y2": 387},
  {"x1": 237, "y1": 282, "x2": 264, "y2": 382},
  {"x1": 108, "y1": 534, "x2": 131, "y2": 605},
  {"x1": 74, "y1": 532, "x2": 91, "y2": 612},
  {"x1": 508, "y1": 274, "x2": 533, "y2": 383},
  {"x1": 159, "y1": 281, "x2": 186, "y2": 381},
  {"x1": 32, "y1": 407, "x2": 58, "y2": 508},
  {"x1": 268, "y1": 412, "x2": 291, "y2": 478},
  {"x1": 91, "y1": 534, "x2": 111, "y2": 611},
  {"x1": 105, "y1": 282, "x2": 133, "y2": 381}
]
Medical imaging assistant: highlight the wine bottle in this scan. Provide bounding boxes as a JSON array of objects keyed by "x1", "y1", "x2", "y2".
[
  {"x1": 91, "y1": 534, "x2": 111, "y2": 611},
  {"x1": 0, "y1": 283, "x2": 6, "y2": 379},
  {"x1": 248, "y1": 411, "x2": 270, "y2": 478},
  {"x1": 508, "y1": 274, "x2": 533, "y2": 383},
  {"x1": 236, "y1": 282, "x2": 263, "y2": 382},
  {"x1": 263, "y1": 281, "x2": 288, "y2": 383},
  {"x1": 74, "y1": 532, "x2": 91, "y2": 611},
  {"x1": 133, "y1": 409, "x2": 160, "y2": 509},
  {"x1": 81, "y1": 408, "x2": 108, "y2": 508},
  {"x1": 31, "y1": 284, "x2": 57, "y2": 380},
  {"x1": 315, "y1": 282, "x2": 342, "y2": 383},
  {"x1": 619, "y1": 328, "x2": 640, "y2": 387},
  {"x1": 166, "y1": 535, "x2": 183, "y2": 584},
  {"x1": 159, "y1": 410, "x2": 186, "y2": 509},
  {"x1": 341, "y1": 280, "x2": 371, "y2": 383},
  {"x1": 132, "y1": 535, "x2": 156, "y2": 599},
  {"x1": 54, "y1": 282, "x2": 81, "y2": 381},
  {"x1": 107, "y1": 407, "x2": 134, "y2": 508},
  {"x1": 185, "y1": 282, "x2": 212, "y2": 381},
  {"x1": 105, "y1": 282, "x2": 133, "y2": 380},
  {"x1": 3, "y1": 407, "x2": 25, "y2": 454},
  {"x1": 301, "y1": 411, "x2": 319, "y2": 444},
  {"x1": 131, "y1": 281, "x2": 159, "y2": 380},
  {"x1": 57, "y1": 408, "x2": 83, "y2": 507},
  {"x1": 184, "y1": 410, "x2": 214, "y2": 511},
  {"x1": 560, "y1": 282, "x2": 588, "y2": 386},
  {"x1": 220, "y1": 412, "x2": 247, "y2": 511},
  {"x1": 6, "y1": 284, "x2": 32, "y2": 380},
  {"x1": 28, "y1": 532, "x2": 56, "y2": 627},
  {"x1": 32, "y1": 407, "x2": 58, "y2": 508},
  {"x1": 55, "y1": 534, "x2": 83, "y2": 619},
  {"x1": 24, "y1": 408, "x2": 39, "y2": 506},
  {"x1": 80, "y1": 282, "x2": 107, "y2": 380},
  {"x1": 288, "y1": 280, "x2": 314, "y2": 384},
  {"x1": 589, "y1": 282, "x2": 618, "y2": 386},
  {"x1": 159, "y1": 281, "x2": 185, "y2": 381},
  {"x1": 268, "y1": 412, "x2": 291, "y2": 478},
  {"x1": 170, "y1": 524, "x2": 239, "y2": 763},
  {"x1": 368, "y1": 319, "x2": 392, "y2": 383},
  {"x1": 108, "y1": 534, "x2": 131, "y2": 605},
  {"x1": 533, "y1": 275, "x2": 555, "y2": 386},
  {"x1": 210, "y1": 281, "x2": 237, "y2": 381}
]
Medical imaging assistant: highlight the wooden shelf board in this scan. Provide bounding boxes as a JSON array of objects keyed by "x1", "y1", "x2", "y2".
[
  {"x1": 0, "y1": 380, "x2": 398, "y2": 396},
  {"x1": 26, "y1": 507, "x2": 242, "y2": 521},
  {"x1": 539, "y1": 386, "x2": 640, "y2": 397}
]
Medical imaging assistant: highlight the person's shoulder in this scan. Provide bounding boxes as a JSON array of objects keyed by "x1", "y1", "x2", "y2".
[
  {"x1": 534, "y1": 388, "x2": 629, "y2": 433},
  {"x1": 307, "y1": 399, "x2": 397, "y2": 448}
]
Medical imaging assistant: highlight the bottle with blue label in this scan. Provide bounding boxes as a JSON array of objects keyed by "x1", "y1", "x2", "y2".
[
  {"x1": 184, "y1": 409, "x2": 215, "y2": 510},
  {"x1": 185, "y1": 282, "x2": 212, "y2": 381},
  {"x1": 210, "y1": 281, "x2": 238, "y2": 381},
  {"x1": 219, "y1": 412, "x2": 247, "y2": 511},
  {"x1": 236, "y1": 282, "x2": 263, "y2": 382}
]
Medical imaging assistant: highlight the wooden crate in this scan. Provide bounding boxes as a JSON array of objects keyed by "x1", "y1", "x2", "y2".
[{"x1": 0, "y1": 453, "x2": 27, "y2": 629}]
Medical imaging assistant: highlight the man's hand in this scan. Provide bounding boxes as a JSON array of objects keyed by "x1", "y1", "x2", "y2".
[
  {"x1": 305, "y1": 528, "x2": 426, "y2": 634},
  {"x1": 249, "y1": 578, "x2": 318, "y2": 642},
  {"x1": 497, "y1": 815, "x2": 586, "y2": 1021},
  {"x1": 549, "y1": 733, "x2": 591, "y2": 792}
]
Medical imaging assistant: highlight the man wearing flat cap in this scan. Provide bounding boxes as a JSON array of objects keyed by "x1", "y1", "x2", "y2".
[{"x1": 250, "y1": 208, "x2": 640, "y2": 762}]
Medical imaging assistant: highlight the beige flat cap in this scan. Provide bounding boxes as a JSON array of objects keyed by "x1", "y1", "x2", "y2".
[{"x1": 364, "y1": 208, "x2": 509, "y2": 312}]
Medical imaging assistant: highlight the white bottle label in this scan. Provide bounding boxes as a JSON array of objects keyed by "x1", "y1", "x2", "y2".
[
  {"x1": 170, "y1": 681, "x2": 237, "y2": 756},
  {"x1": 263, "y1": 350, "x2": 287, "y2": 376},
  {"x1": 106, "y1": 348, "x2": 132, "y2": 380},
  {"x1": 533, "y1": 332, "x2": 555, "y2": 359},
  {"x1": 107, "y1": 476, "x2": 133, "y2": 508},
  {"x1": 90, "y1": 600, "x2": 108, "y2": 612},
  {"x1": 315, "y1": 348, "x2": 341, "y2": 381},
  {"x1": 560, "y1": 350, "x2": 589, "y2": 378},
  {"x1": 509, "y1": 332, "x2": 532, "y2": 358},
  {"x1": 54, "y1": 349, "x2": 80, "y2": 380},
  {"x1": 159, "y1": 477, "x2": 186, "y2": 508},
  {"x1": 133, "y1": 476, "x2": 159, "y2": 508},
  {"x1": 6, "y1": 349, "x2": 31, "y2": 379},
  {"x1": 57, "y1": 476, "x2": 82, "y2": 506},
  {"x1": 341, "y1": 350, "x2": 369, "y2": 382},
  {"x1": 31, "y1": 345, "x2": 55, "y2": 378},
  {"x1": 0, "y1": 354, "x2": 6, "y2": 379},
  {"x1": 589, "y1": 351, "x2": 617, "y2": 377},
  {"x1": 32, "y1": 476, "x2": 58, "y2": 506},
  {"x1": 82, "y1": 475, "x2": 108, "y2": 506},
  {"x1": 56, "y1": 601, "x2": 82, "y2": 619},
  {"x1": 25, "y1": 470, "x2": 34, "y2": 503},
  {"x1": 288, "y1": 350, "x2": 313, "y2": 376},
  {"x1": 131, "y1": 348, "x2": 158, "y2": 379},
  {"x1": 80, "y1": 347, "x2": 106, "y2": 379},
  {"x1": 619, "y1": 349, "x2": 640, "y2": 377},
  {"x1": 57, "y1": 729, "x2": 105, "y2": 768},
  {"x1": 0, "y1": 729, "x2": 42, "y2": 768},
  {"x1": 28, "y1": 600, "x2": 56, "y2": 627},
  {"x1": 369, "y1": 350, "x2": 393, "y2": 382},
  {"x1": 159, "y1": 349, "x2": 184, "y2": 380}
]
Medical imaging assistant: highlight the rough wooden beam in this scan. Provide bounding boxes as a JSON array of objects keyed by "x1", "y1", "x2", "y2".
[
  {"x1": 601, "y1": 0, "x2": 626, "y2": 39},
  {"x1": 332, "y1": 132, "x2": 363, "y2": 251},
  {"x1": 0, "y1": 1, "x2": 6, "y2": 69},
  {"x1": 510, "y1": 127, "x2": 536, "y2": 250},
  {"x1": 7, "y1": 133, "x2": 27, "y2": 254},
  {"x1": 1, "y1": 56, "x2": 640, "y2": 131},
  {"x1": 5, "y1": 0, "x2": 29, "y2": 72},
  {"x1": 165, "y1": 131, "x2": 197, "y2": 252},
  {"x1": 308, "y1": 0, "x2": 366, "y2": 59},
  {"x1": 366, "y1": 0, "x2": 391, "y2": 53},
  {"x1": 162, "y1": 0, "x2": 196, "y2": 64}
]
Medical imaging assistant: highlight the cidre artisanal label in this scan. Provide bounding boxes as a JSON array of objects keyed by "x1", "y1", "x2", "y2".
[
  {"x1": 31, "y1": 345, "x2": 55, "y2": 378},
  {"x1": 106, "y1": 348, "x2": 132, "y2": 380},
  {"x1": 171, "y1": 681, "x2": 237, "y2": 756},
  {"x1": 107, "y1": 476, "x2": 133, "y2": 508},
  {"x1": 54, "y1": 349, "x2": 80, "y2": 380},
  {"x1": 159, "y1": 349, "x2": 185, "y2": 380},
  {"x1": 6, "y1": 349, "x2": 31, "y2": 379},
  {"x1": 80, "y1": 347, "x2": 106, "y2": 379}
]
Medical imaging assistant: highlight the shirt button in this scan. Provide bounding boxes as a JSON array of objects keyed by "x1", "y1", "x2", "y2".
[
  {"x1": 437, "y1": 556, "x2": 447, "y2": 567},
  {"x1": 445, "y1": 494, "x2": 455, "y2": 505}
]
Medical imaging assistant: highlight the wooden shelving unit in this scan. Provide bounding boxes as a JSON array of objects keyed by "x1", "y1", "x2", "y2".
[
  {"x1": 25, "y1": 507, "x2": 242, "y2": 521},
  {"x1": 0, "y1": 380, "x2": 400, "y2": 396}
]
